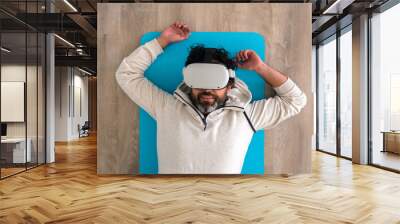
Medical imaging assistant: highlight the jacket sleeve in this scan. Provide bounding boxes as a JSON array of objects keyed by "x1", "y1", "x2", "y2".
[
  {"x1": 247, "y1": 78, "x2": 307, "y2": 131},
  {"x1": 115, "y1": 38, "x2": 173, "y2": 120}
]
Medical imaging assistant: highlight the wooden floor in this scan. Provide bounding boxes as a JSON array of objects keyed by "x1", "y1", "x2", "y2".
[
  {"x1": 372, "y1": 150, "x2": 400, "y2": 171},
  {"x1": 0, "y1": 167, "x2": 26, "y2": 178},
  {"x1": 1, "y1": 135, "x2": 400, "y2": 224}
]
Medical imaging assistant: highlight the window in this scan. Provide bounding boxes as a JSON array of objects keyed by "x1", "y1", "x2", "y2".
[
  {"x1": 340, "y1": 28, "x2": 352, "y2": 158},
  {"x1": 317, "y1": 36, "x2": 337, "y2": 154},
  {"x1": 370, "y1": 2, "x2": 400, "y2": 171},
  {"x1": 0, "y1": 1, "x2": 47, "y2": 179}
]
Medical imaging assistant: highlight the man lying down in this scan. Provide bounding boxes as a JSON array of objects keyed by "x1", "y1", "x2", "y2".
[{"x1": 115, "y1": 21, "x2": 307, "y2": 174}]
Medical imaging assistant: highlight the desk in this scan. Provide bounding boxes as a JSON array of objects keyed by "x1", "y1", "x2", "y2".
[
  {"x1": 1, "y1": 138, "x2": 31, "y2": 163},
  {"x1": 381, "y1": 131, "x2": 400, "y2": 154}
]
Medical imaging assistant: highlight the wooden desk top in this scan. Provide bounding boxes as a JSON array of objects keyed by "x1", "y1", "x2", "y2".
[
  {"x1": 1, "y1": 138, "x2": 29, "y2": 143},
  {"x1": 381, "y1": 131, "x2": 400, "y2": 134}
]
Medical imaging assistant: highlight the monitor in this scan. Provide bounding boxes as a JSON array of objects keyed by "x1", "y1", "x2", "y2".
[{"x1": 1, "y1": 123, "x2": 7, "y2": 137}]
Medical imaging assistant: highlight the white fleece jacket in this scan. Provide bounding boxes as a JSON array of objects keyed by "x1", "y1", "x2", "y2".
[{"x1": 115, "y1": 38, "x2": 307, "y2": 174}]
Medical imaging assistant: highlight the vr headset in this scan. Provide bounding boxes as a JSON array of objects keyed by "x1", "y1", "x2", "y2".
[
  {"x1": 182, "y1": 63, "x2": 236, "y2": 90},
  {"x1": 182, "y1": 47, "x2": 236, "y2": 90}
]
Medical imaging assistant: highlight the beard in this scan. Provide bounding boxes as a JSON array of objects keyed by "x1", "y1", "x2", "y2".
[{"x1": 190, "y1": 91, "x2": 227, "y2": 114}]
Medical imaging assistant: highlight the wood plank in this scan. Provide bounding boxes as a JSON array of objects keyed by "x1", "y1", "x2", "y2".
[
  {"x1": 97, "y1": 3, "x2": 313, "y2": 174},
  {"x1": 1, "y1": 135, "x2": 400, "y2": 223}
]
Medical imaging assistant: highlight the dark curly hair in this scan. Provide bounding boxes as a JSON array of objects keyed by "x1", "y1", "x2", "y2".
[{"x1": 185, "y1": 44, "x2": 237, "y2": 87}]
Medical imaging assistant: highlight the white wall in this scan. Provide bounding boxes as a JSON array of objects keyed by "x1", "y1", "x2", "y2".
[
  {"x1": 1, "y1": 66, "x2": 26, "y2": 134},
  {"x1": 55, "y1": 67, "x2": 69, "y2": 141},
  {"x1": 71, "y1": 72, "x2": 89, "y2": 139},
  {"x1": 1, "y1": 65, "x2": 37, "y2": 138},
  {"x1": 54, "y1": 67, "x2": 89, "y2": 141},
  {"x1": 1, "y1": 63, "x2": 46, "y2": 164}
]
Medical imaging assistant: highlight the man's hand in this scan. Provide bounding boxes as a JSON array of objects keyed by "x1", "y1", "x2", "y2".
[
  {"x1": 235, "y1": 50, "x2": 264, "y2": 71},
  {"x1": 157, "y1": 21, "x2": 191, "y2": 49},
  {"x1": 235, "y1": 49, "x2": 288, "y2": 87}
]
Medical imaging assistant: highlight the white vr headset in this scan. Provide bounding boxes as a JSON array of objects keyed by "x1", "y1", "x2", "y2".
[{"x1": 182, "y1": 63, "x2": 236, "y2": 90}]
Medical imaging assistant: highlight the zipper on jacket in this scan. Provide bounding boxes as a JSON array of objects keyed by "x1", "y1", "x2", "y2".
[
  {"x1": 174, "y1": 92, "x2": 245, "y2": 132},
  {"x1": 175, "y1": 92, "x2": 208, "y2": 131},
  {"x1": 202, "y1": 113, "x2": 209, "y2": 131},
  {"x1": 200, "y1": 114, "x2": 207, "y2": 131}
]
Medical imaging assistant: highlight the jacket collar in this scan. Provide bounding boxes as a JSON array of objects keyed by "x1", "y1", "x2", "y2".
[{"x1": 173, "y1": 78, "x2": 253, "y2": 112}]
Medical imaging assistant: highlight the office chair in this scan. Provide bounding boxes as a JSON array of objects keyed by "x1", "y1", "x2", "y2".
[{"x1": 78, "y1": 121, "x2": 90, "y2": 138}]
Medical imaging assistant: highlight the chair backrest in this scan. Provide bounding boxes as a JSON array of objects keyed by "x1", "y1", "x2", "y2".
[{"x1": 82, "y1": 121, "x2": 90, "y2": 129}]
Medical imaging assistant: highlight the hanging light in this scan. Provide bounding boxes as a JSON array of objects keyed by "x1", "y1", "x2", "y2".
[
  {"x1": 63, "y1": 0, "x2": 78, "y2": 12},
  {"x1": 1, "y1": 47, "x2": 11, "y2": 53}
]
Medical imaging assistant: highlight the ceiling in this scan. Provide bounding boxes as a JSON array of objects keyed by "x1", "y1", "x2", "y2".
[{"x1": 0, "y1": 0, "x2": 392, "y2": 75}]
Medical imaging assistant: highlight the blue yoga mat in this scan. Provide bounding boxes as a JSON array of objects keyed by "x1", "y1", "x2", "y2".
[{"x1": 139, "y1": 32, "x2": 266, "y2": 174}]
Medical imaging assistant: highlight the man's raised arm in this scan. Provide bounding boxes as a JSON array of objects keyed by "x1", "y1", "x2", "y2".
[
  {"x1": 115, "y1": 38, "x2": 171, "y2": 120},
  {"x1": 115, "y1": 21, "x2": 191, "y2": 120},
  {"x1": 236, "y1": 50, "x2": 307, "y2": 131}
]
